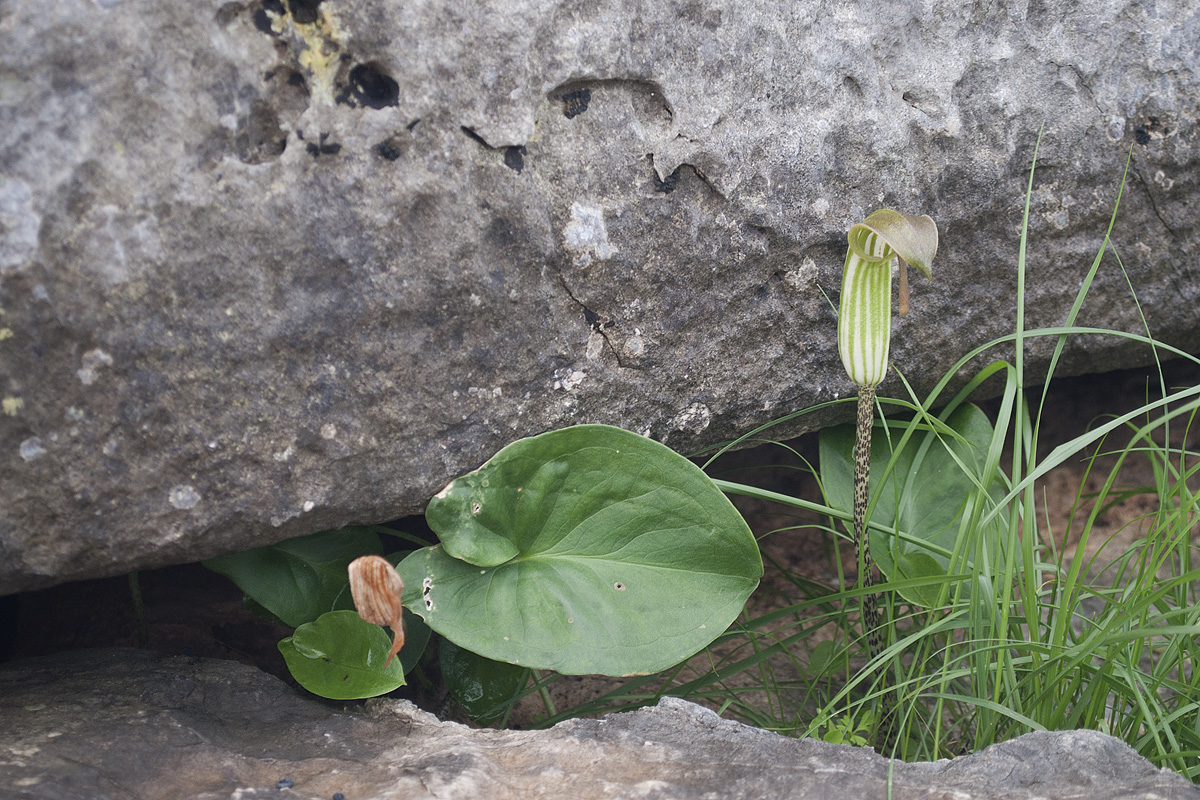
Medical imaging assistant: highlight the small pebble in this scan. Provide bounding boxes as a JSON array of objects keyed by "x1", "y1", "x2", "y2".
[
  {"x1": 333, "y1": 794, "x2": 345, "y2": 800},
  {"x1": 276, "y1": 778, "x2": 294, "y2": 789}
]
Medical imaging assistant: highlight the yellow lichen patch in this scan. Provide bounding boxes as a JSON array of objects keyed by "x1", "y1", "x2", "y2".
[
  {"x1": 0, "y1": 327, "x2": 13, "y2": 341},
  {"x1": 2, "y1": 396, "x2": 24, "y2": 416},
  {"x1": 267, "y1": 1, "x2": 346, "y2": 105}
]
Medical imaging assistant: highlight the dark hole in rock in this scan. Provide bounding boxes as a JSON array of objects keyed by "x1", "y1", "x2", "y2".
[
  {"x1": 583, "y1": 306, "x2": 612, "y2": 331},
  {"x1": 307, "y1": 141, "x2": 340, "y2": 155},
  {"x1": 503, "y1": 145, "x2": 526, "y2": 172},
  {"x1": 286, "y1": 0, "x2": 322, "y2": 24},
  {"x1": 1144, "y1": 115, "x2": 1170, "y2": 134},
  {"x1": 0, "y1": 514, "x2": 442, "y2": 685},
  {"x1": 460, "y1": 126, "x2": 490, "y2": 148},
  {"x1": 252, "y1": 7, "x2": 275, "y2": 34},
  {"x1": 306, "y1": 132, "x2": 340, "y2": 156},
  {"x1": 376, "y1": 137, "x2": 405, "y2": 161},
  {"x1": 654, "y1": 166, "x2": 682, "y2": 193},
  {"x1": 561, "y1": 88, "x2": 591, "y2": 118},
  {"x1": 262, "y1": 0, "x2": 285, "y2": 16},
  {"x1": 0, "y1": 595, "x2": 16, "y2": 661},
  {"x1": 349, "y1": 63, "x2": 399, "y2": 109},
  {"x1": 1135, "y1": 128, "x2": 1151, "y2": 145}
]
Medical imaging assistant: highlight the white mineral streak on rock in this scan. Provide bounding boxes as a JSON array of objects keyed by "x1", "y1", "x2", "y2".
[
  {"x1": 19, "y1": 437, "x2": 46, "y2": 461},
  {"x1": 623, "y1": 329, "x2": 645, "y2": 358},
  {"x1": 563, "y1": 202, "x2": 616, "y2": 267},
  {"x1": 168, "y1": 485, "x2": 201, "y2": 510},
  {"x1": 782, "y1": 257, "x2": 818, "y2": 290},
  {"x1": 0, "y1": 179, "x2": 39, "y2": 273},
  {"x1": 585, "y1": 330, "x2": 605, "y2": 360},
  {"x1": 1107, "y1": 117, "x2": 1126, "y2": 141},
  {"x1": 670, "y1": 402, "x2": 711, "y2": 434},
  {"x1": 554, "y1": 369, "x2": 587, "y2": 391},
  {"x1": 76, "y1": 349, "x2": 113, "y2": 385}
]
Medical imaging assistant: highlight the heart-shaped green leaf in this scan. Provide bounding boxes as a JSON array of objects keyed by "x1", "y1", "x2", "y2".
[
  {"x1": 820, "y1": 404, "x2": 1004, "y2": 605},
  {"x1": 204, "y1": 528, "x2": 383, "y2": 628},
  {"x1": 278, "y1": 610, "x2": 407, "y2": 699},
  {"x1": 400, "y1": 424, "x2": 762, "y2": 676}
]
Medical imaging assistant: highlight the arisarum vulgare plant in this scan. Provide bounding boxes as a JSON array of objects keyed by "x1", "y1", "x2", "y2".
[{"x1": 836, "y1": 209, "x2": 938, "y2": 669}]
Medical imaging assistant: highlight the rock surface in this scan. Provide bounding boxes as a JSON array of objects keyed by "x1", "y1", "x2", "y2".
[
  {"x1": 1, "y1": 648, "x2": 1195, "y2": 800},
  {"x1": 2, "y1": 0, "x2": 1199, "y2": 592}
]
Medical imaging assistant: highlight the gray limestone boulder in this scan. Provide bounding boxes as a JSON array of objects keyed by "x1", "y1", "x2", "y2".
[
  {"x1": 2, "y1": 0, "x2": 1198, "y2": 591},
  {"x1": 1, "y1": 648, "x2": 1196, "y2": 800}
]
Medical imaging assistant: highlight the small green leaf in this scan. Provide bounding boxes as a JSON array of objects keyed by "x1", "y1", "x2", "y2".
[
  {"x1": 440, "y1": 638, "x2": 528, "y2": 724},
  {"x1": 806, "y1": 639, "x2": 849, "y2": 678},
  {"x1": 204, "y1": 528, "x2": 383, "y2": 628},
  {"x1": 402, "y1": 424, "x2": 762, "y2": 676},
  {"x1": 823, "y1": 728, "x2": 847, "y2": 745},
  {"x1": 278, "y1": 610, "x2": 406, "y2": 699}
]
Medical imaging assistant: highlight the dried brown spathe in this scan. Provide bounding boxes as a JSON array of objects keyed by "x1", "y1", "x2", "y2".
[{"x1": 348, "y1": 555, "x2": 406, "y2": 667}]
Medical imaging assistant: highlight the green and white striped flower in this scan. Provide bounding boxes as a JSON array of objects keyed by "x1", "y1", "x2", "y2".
[
  {"x1": 836, "y1": 209, "x2": 938, "y2": 732},
  {"x1": 837, "y1": 209, "x2": 939, "y2": 388}
]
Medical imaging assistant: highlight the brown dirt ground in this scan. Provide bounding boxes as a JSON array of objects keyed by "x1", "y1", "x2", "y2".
[{"x1": 5, "y1": 359, "x2": 1198, "y2": 730}]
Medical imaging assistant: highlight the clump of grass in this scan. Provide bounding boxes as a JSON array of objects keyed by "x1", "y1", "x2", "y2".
[
  {"x1": 479, "y1": 146, "x2": 1200, "y2": 780},
  {"x1": 711, "y1": 145, "x2": 1200, "y2": 774}
]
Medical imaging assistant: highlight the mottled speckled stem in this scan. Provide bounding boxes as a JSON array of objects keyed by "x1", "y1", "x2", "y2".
[
  {"x1": 854, "y1": 386, "x2": 895, "y2": 747},
  {"x1": 853, "y1": 386, "x2": 885, "y2": 661}
]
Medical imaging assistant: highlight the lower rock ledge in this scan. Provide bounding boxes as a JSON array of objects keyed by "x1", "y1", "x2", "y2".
[{"x1": 0, "y1": 649, "x2": 1194, "y2": 800}]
